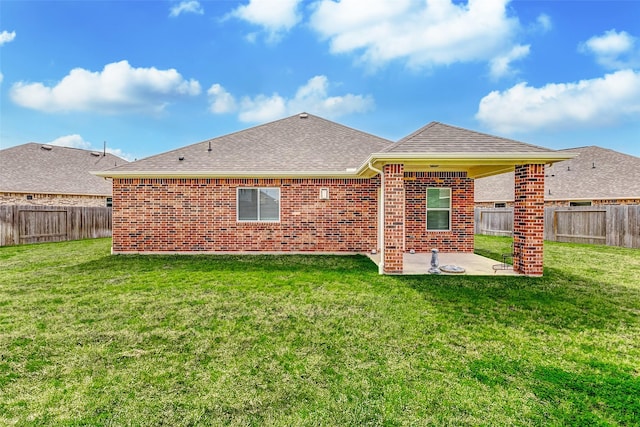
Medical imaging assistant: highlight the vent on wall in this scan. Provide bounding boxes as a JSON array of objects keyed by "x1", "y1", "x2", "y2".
[{"x1": 319, "y1": 188, "x2": 329, "y2": 200}]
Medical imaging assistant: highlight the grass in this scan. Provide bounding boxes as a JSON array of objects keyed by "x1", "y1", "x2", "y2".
[{"x1": 0, "y1": 236, "x2": 639, "y2": 426}]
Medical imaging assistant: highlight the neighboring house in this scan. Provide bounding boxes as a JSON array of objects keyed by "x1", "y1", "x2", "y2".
[
  {"x1": 0, "y1": 143, "x2": 128, "y2": 207},
  {"x1": 95, "y1": 113, "x2": 570, "y2": 276},
  {"x1": 475, "y1": 146, "x2": 640, "y2": 208}
]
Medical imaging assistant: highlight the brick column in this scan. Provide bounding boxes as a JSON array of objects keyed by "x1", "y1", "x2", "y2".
[
  {"x1": 513, "y1": 164, "x2": 545, "y2": 276},
  {"x1": 383, "y1": 164, "x2": 405, "y2": 274}
]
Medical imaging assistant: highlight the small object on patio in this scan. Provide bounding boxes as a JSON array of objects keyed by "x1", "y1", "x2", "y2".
[
  {"x1": 493, "y1": 243, "x2": 515, "y2": 272},
  {"x1": 440, "y1": 265, "x2": 465, "y2": 274},
  {"x1": 428, "y1": 248, "x2": 441, "y2": 274},
  {"x1": 409, "y1": 249, "x2": 415, "y2": 254}
]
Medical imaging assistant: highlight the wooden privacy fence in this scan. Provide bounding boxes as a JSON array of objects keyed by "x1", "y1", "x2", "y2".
[
  {"x1": 0, "y1": 205, "x2": 112, "y2": 247},
  {"x1": 475, "y1": 205, "x2": 640, "y2": 249}
]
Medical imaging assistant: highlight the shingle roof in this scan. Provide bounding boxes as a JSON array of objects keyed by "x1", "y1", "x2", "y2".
[
  {"x1": 107, "y1": 113, "x2": 393, "y2": 174},
  {"x1": 0, "y1": 143, "x2": 128, "y2": 196},
  {"x1": 475, "y1": 146, "x2": 640, "y2": 202},
  {"x1": 388, "y1": 122, "x2": 553, "y2": 153}
]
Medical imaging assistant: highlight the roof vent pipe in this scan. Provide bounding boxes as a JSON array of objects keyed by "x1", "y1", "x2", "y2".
[{"x1": 299, "y1": 113, "x2": 308, "y2": 119}]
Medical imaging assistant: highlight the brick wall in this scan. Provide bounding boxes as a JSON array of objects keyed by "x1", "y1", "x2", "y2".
[
  {"x1": 513, "y1": 164, "x2": 545, "y2": 276},
  {"x1": 0, "y1": 193, "x2": 109, "y2": 207},
  {"x1": 383, "y1": 164, "x2": 405, "y2": 273},
  {"x1": 405, "y1": 172, "x2": 475, "y2": 253},
  {"x1": 112, "y1": 178, "x2": 379, "y2": 253}
]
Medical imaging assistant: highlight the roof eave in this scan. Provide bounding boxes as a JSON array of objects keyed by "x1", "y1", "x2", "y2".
[
  {"x1": 358, "y1": 152, "x2": 577, "y2": 178},
  {"x1": 91, "y1": 170, "x2": 365, "y2": 179},
  {"x1": 92, "y1": 152, "x2": 576, "y2": 180}
]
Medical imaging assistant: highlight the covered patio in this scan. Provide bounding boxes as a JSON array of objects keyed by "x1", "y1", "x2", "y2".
[{"x1": 367, "y1": 251, "x2": 519, "y2": 276}]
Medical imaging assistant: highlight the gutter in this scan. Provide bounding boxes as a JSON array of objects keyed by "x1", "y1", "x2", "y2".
[{"x1": 367, "y1": 161, "x2": 385, "y2": 275}]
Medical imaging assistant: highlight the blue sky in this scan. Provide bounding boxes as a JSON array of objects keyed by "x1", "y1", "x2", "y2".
[{"x1": 1, "y1": 0, "x2": 639, "y2": 161}]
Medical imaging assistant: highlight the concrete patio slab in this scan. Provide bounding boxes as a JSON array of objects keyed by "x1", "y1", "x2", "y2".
[{"x1": 366, "y1": 252, "x2": 519, "y2": 276}]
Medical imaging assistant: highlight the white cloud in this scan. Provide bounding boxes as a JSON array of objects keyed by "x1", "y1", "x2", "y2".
[
  {"x1": 208, "y1": 75, "x2": 374, "y2": 122},
  {"x1": 169, "y1": 1, "x2": 204, "y2": 17},
  {"x1": 580, "y1": 29, "x2": 639, "y2": 70},
  {"x1": 532, "y1": 14, "x2": 552, "y2": 33},
  {"x1": 229, "y1": 0, "x2": 303, "y2": 43},
  {"x1": 476, "y1": 69, "x2": 640, "y2": 133},
  {"x1": 0, "y1": 30, "x2": 16, "y2": 46},
  {"x1": 309, "y1": 0, "x2": 527, "y2": 74},
  {"x1": 489, "y1": 44, "x2": 530, "y2": 79},
  {"x1": 49, "y1": 134, "x2": 92, "y2": 150},
  {"x1": 239, "y1": 94, "x2": 288, "y2": 122},
  {"x1": 47, "y1": 134, "x2": 134, "y2": 161},
  {"x1": 207, "y1": 84, "x2": 237, "y2": 113},
  {"x1": 10, "y1": 60, "x2": 201, "y2": 114}
]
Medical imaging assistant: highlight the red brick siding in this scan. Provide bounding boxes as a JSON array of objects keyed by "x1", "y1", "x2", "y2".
[
  {"x1": 112, "y1": 178, "x2": 378, "y2": 253},
  {"x1": 405, "y1": 172, "x2": 474, "y2": 253},
  {"x1": 383, "y1": 164, "x2": 405, "y2": 273},
  {"x1": 513, "y1": 164, "x2": 545, "y2": 276}
]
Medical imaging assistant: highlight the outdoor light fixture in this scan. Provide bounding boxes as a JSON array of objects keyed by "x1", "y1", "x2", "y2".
[{"x1": 319, "y1": 188, "x2": 329, "y2": 200}]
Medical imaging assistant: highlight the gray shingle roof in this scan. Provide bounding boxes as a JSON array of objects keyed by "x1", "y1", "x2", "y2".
[
  {"x1": 475, "y1": 146, "x2": 640, "y2": 202},
  {"x1": 388, "y1": 122, "x2": 553, "y2": 153},
  {"x1": 0, "y1": 143, "x2": 128, "y2": 196},
  {"x1": 107, "y1": 113, "x2": 393, "y2": 174}
]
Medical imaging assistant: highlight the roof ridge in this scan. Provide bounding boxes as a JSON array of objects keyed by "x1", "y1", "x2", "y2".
[
  {"x1": 1, "y1": 142, "x2": 126, "y2": 161},
  {"x1": 560, "y1": 145, "x2": 639, "y2": 159},
  {"x1": 303, "y1": 113, "x2": 394, "y2": 144},
  {"x1": 433, "y1": 122, "x2": 552, "y2": 151},
  {"x1": 395, "y1": 121, "x2": 439, "y2": 144},
  {"x1": 116, "y1": 112, "x2": 394, "y2": 167}
]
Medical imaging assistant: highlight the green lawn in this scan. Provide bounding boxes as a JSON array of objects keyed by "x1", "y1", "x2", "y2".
[{"x1": 1, "y1": 236, "x2": 639, "y2": 426}]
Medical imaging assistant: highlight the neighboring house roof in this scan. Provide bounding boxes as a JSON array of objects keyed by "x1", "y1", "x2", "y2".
[
  {"x1": 475, "y1": 146, "x2": 640, "y2": 203},
  {"x1": 0, "y1": 143, "x2": 128, "y2": 196},
  {"x1": 96, "y1": 113, "x2": 571, "y2": 180}
]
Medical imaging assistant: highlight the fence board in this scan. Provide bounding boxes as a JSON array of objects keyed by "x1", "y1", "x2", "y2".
[
  {"x1": 548, "y1": 208, "x2": 606, "y2": 245},
  {"x1": 475, "y1": 208, "x2": 513, "y2": 236},
  {"x1": 477, "y1": 205, "x2": 639, "y2": 249},
  {"x1": 0, "y1": 205, "x2": 112, "y2": 247}
]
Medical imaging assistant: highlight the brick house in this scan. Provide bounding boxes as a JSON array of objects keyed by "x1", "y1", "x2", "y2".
[
  {"x1": 0, "y1": 143, "x2": 128, "y2": 207},
  {"x1": 95, "y1": 113, "x2": 570, "y2": 276},
  {"x1": 475, "y1": 146, "x2": 640, "y2": 208}
]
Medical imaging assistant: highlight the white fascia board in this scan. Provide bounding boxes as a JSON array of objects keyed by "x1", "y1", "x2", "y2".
[{"x1": 91, "y1": 170, "x2": 367, "y2": 179}]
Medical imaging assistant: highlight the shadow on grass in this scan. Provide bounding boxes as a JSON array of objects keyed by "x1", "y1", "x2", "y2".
[
  {"x1": 532, "y1": 360, "x2": 640, "y2": 425},
  {"x1": 64, "y1": 252, "x2": 380, "y2": 277},
  {"x1": 397, "y1": 265, "x2": 638, "y2": 332}
]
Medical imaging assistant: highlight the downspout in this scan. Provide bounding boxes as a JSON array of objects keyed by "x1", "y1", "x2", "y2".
[{"x1": 368, "y1": 161, "x2": 384, "y2": 274}]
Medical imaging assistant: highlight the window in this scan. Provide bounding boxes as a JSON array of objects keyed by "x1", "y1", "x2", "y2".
[
  {"x1": 426, "y1": 188, "x2": 451, "y2": 231},
  {"x1": 494, "y1": 202, "x2": 507, "y2": 208},
  {"x1": 106, "y1": 197, "x2": 113, "y2": 207},
  {"x1": 237, "y1": 188, "x2": 280, "y2": 222},
  {"x1": 570, "y1": 201, "x2": 592, "y2": 207}
]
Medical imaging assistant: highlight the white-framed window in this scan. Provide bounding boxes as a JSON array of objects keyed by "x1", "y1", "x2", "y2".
[
  {"x1": 237, "y1": 188, "x2": 280, "y2": 222},
  {"x1": 426, "y1": 188, "x2": 451, "y2": 231}
]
